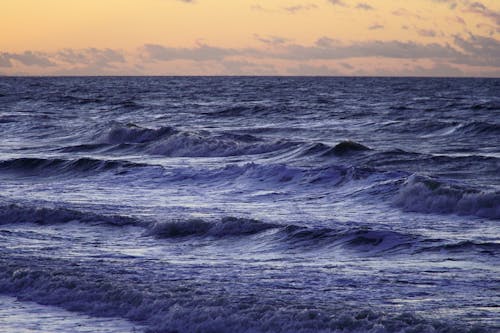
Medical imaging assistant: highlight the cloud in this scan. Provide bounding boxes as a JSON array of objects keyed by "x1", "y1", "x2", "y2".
[
  {"x1": 142, "y1": 43, "x2": 239, "y2": 61},
  {"x1": 0, "y1": 51, "x2": 55, "y2": 67},
  {"x1": 418, "y1": 29, "x2": 438, "y2": 37},
  {"x1": 476, "y1": 23, "x2": 500, "y2": 35},
  {"x1": 370, "y1": 62, "x2": 464, "y2": 77},
  {"x1": 464, "y1": 1, "x2": 500, "y2": 26},
  {"x1": 453, "y1": 33, "x2": 500, "y2": 66},
  {"x1": 250, "y1": 4, "x2": 280, "y2": 13},
  {"x1": 327, "y1": 0, "x2": 347, "y2": 7},
  {"x1": 431, "y1": 0, "x2": 458, "y2": 10},
  {"x1": 139, "y1": 34, "x2": 500, "y2": 69},
  {"x1": 0, "y1": 54, "x2": 12, "y2": 68},
  {"x1": 57, "y1": 48, "x2": 125, "y2": 67},
  {"x1": 315, "y1": 37, "x2": 337, "y2": 47},
  {"x1": 452, "y1": 16, "x2": 466, "y2": 25},
  {"x1": 392, "y1": 8, "x2": 423, "y2": 20},
  {"x1": 368, "y1": 24, "x2": 384, "y2": 30},
  {"x1": 283, "y1": 4, "x2": 317, "y2": 14},
  {"x1": 254, "y1": 34, "x2": 291, "y2": 45},
  {"x1": 340, "y1": 62, "x2": 354, "y2": 69},
  {"x1": 2, "y1": 32, "x2": 499, "y2": 76},
  {"x1": 275, "y1": 39, "x2": 461, "y2": 61},
  {"x1": 220, "y1": 60, "x2": 277, "y2": 75},
  {"x1": 356, "y1": 3, "x2": 374, "y2": 10},
  {"x1": 287, "y1": 64, "x2": 341, "y2": 76}
]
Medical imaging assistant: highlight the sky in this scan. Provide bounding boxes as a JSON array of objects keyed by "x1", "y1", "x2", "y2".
[{"x1": 1, "y1": 0, "x2": 499, "y2": 76}]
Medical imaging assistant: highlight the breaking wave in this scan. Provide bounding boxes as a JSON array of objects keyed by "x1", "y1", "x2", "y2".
[
  {"x1": 93, "y1": 122, "x2": 297, "y2": 157},
  {"x1": 147, "y1": 216, "x2": 279, "y2": 238},
  {"x1": 394, "y1": 174, "x2": 500, "y2": 219},
  {"x1": 0, "y1": 258, "x2": 487, "y2": 333}
]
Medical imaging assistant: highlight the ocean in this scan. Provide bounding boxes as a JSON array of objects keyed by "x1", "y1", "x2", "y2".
[{"x1": 0, "y1": 76, "x2": 498, "y2": 332}]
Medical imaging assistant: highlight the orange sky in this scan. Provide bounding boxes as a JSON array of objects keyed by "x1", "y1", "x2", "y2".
[{"x1": 1, "y1": 0, "x2": 499, "y2": 76}]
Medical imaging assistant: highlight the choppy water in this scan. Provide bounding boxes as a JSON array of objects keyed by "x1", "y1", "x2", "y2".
[{"x1": 0, "y1": 77, "x2": 498, "y2": 332}]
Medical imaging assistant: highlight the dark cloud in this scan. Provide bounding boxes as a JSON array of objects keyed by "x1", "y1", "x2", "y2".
[
  {"x1": 356, "y1": 3, "x2": 374, "y2": 10},
  {"x1": 0, "y1": 51, "x2": 55, "y2": 67}
]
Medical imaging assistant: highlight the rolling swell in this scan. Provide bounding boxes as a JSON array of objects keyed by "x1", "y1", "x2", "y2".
[
  {"x1": 0, "y1": 157, "x2": 147, "y2": 176},
  {"x1": 0, "y1": 204, "x2": 140, "y2": 226},
  {"x1": 1, "y1": 203, "x2": 494, "y2": 257}
]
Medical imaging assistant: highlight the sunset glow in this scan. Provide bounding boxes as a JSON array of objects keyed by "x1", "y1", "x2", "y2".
[{"x1": 1, "y1": 0, "x2": 499, "y2": 76}]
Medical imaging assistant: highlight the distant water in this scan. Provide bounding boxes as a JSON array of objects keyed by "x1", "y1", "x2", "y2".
[{"x1": 0, "y1": 77, "x2": 498, "y2": 332}]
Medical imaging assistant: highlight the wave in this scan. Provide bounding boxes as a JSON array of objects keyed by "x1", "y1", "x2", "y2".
[
  {"x1": 2, "y1": 203, "x2": 495, "y2": 258},
  {"x1": 101, "y1": 123, "x2": 176, "y2": 144},
  {"x1": 296, "y1": 141, "x2": 371, "y2": 158},
  {"x1": 0, "y1": 115, "x2": 17, "y2": 124},
  {"x1": 203, "y1": 104, "x2": 269, "y2": 117},
  {"x1": 0, "y1": 257, "x2": 487, "y2": 333},
  {"x1": 418, "y1": 240, "x2": 499, "y2": 255},
  {"x1": 0, "y1": 157, "x2": 146, "y2": 176},
  {"x1": 147, "y1": 217, "x2": 425, "y2": 255},
  {"x1": 454, "y1": 121, "x2": 500, "y2": 136},
  {"x1": 323, "y1": 140, "x2": 371, "y2": 156},
  {"x1": 91, "y1": 122, "x2": 297, "y2": 157},
  {"x1": 0, "y1": 204, "x2": 140, "y2": 226},
  {"x1": 165, "y1": 162, "x2": 385, "y2": 190},
  {"x1": 471, "y1": 102, "x2": 500, "y2": 110},
  {"x1": 394, "y1": 174, "x2": 500, "y2": 219},
  {"x1": 276, "y1": 226, "x2": 418, "y2": 253},
  {"x1": 146, "y1": 216, "x2": 279, "y2": 238}
]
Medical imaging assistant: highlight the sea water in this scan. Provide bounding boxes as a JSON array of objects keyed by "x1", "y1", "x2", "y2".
[{"x1": 0, "y1": 77, "x2": 498, "y2": 332}]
